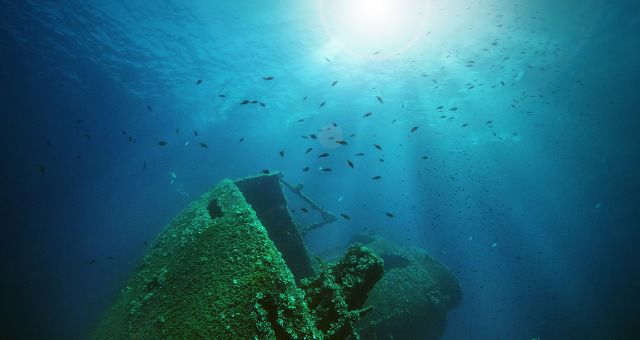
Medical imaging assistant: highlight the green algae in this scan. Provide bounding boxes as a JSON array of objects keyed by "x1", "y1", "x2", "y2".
[{"x1": 94, "y1": 179, "x2": 321, "y2": 339}]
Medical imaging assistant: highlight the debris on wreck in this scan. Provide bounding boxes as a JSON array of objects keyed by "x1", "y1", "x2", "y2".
[{"x1": 93, "y1": 171, "x2": 460, "y2": 339}]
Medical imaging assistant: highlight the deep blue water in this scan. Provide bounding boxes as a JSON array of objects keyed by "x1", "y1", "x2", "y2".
[{"x1": 1, "y1": 0, "x2": 639, "y2": 339}]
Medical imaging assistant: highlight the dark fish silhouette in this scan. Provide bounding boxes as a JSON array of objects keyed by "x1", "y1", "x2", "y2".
[
  {"x1": 411, "y1": 126, "x2": 419, "y2": 133},
  {"x1": 372, "y1": 176, "x2": 381, "y2": 180},
  {"x1": 305, "y1": 148, "x2": 313, "y2": 154},
  {"x1": 303, "y1": 96, "x2": 308, "y2": 101},
  {"x1": 355, "y1": 153, "x2": 364, "y2": 156},
  {"x1": 301, "y1": 207, "x2": 309, "y2": 213},
  {"x1": 196, "y1": 79, "x2": 203, "y2": 85},
  {"x1": 373, "y1": 144, "x2": 382, "y2": 150},
  {"x1": 259, "y1": 102, "x2": 266, "y2": 107},
  {"x1": 85, "y1": 133, "x2": 90, "y2": 140},
  {"x1": 379, "y1": 158, "x2": 384, "y2": 163},
  {"x1": 76, "y1": 119, "x2": 82, "y2": 123},
  {"x1": 421, "y1": 155, "x2": 428, "y2": 160},
  {"x1": 147, "y1": 106, "x2": 152, "y2": 112},
  {"x1": 143, "y1": 161, "x2": 147, "y2": 169},
  {"x1": 239, "y1": 137, "x2": 244, "y2": 142},
  {"x1": 219, "y1": 94, "x2": 225, "y2": 98},
  {"x1": 336, "y1": 140, "x2": 347, "y2": 145},
  {"x1": 376, "y1": 96, "x2": 384, "y2": 104},
  {"x1": 461, "y1": 123, "x2": 469, "y2": 127},
  {"x1": 318, "y1": 153, "x2": 329, "y2": 158},
  {"x1": 385, "y1": 212, "x2": 394, "y2": 218},
  {"x1": 363, "y1": 112, "x2": 373, "y2": 118},
  {"x1": 340, "y1": 213, "x2": 351, "y2": 220},
  {"x1": 309, "y1": 134, "x2": 317, "y2": 139},
  {"x1": 88, "y1": 259, "x2": 96, "y2": 265},
  {"x1": 436, "y1": 106, "x2": 443, "y2": 110},
  {"x1": 450, "y1": 107, "x2": 458, "y2": 111},
  {"x1": 240, "y1": 99, "x2": 250, "y2": 105},
  {"x1": 122, "y1": 130, "x2": 127, "y2": 135},
  {"x1": 319, "y1": 101, "x2": 326, "y2": 108},
  {"x1": 331, "y1": 80, "x2": 338, "y2": 86},
  {"x1": 251, "y1": 100, "x2": 258, "y2": 104},
  {"x1": 332, "y1": 122, "x2": 337, "y2": 127},
  {"x1": 39, "y1": 165, "x2": 45, "y2": 174},
  {"x1": 303, "y1": 166, "x2": 309, "y2": 172},
  {"x1": 486, "y1": 120, "x2": 493, "y2": 124},
  {"x1": 297, "y1": 118, "x2": 305, "y2": 123},
  {"x1": 262, "y1": 76, "x2": 274, "y2": 80},
  {"x1": 262, "y1": 169, "x2": 270, "y2": 174},
  {"x1": 176, "y1": 128, "x2": 179, "y2": 134},
  {"x1": 321, "y1": 167, "x2": 332, "y2": 172},
  {"x1": 199, "y1": 142, "x2": 208, "y2": 149},
  {"x1": 279, "y1": 150, "x2": 285, "y2": 157},
  {"x1": 347, "y1": 160, "x2": 354, "y2": 168},
  {"x1": 158, "y1": 140, "x2": 167, "y2": 146},
  {"x1": 194, "y1": 130, "x2": 198, "y2": 136}
]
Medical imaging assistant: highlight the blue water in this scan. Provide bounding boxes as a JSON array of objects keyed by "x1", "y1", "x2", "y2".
[{"x1": 1, "y1": 0, "x2": 639, "y2": 339}]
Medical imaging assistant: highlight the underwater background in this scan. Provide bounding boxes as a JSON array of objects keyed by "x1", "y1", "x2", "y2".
[{"x1": 1, "y1": 0, "x2": 639, "y2": 339}]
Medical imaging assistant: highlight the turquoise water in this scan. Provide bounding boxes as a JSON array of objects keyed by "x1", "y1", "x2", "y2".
[{"x1": 1, "y1": 0, "x2": 639, "y2": 338}]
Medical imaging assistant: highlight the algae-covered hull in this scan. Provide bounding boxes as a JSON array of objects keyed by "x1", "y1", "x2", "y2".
[{"x1": 94, "y1": 174, "x2": 384, "y2": 339}]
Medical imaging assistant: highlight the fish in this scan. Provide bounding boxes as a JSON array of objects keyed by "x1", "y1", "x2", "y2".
[
  {"x1": 318, "y1": 153, "x2": 329, "y2": 158},
  {"x1": 89, "y1": 259, "x2": 96, "y2": 265},
  {"x1": 486, "y1": 120, "x2": 493, "y2": 124},
  {"x1": 309, "y1": 134, "x2": 317, "y2": 139},
  {"x1": 75, "y1": 155, "x2": 82, "y2": 160},
  {"x1": 373, "y1": 144, "x2": 382, "y2": 150},
  {"x1": 331, "y1": 80, "x2": 338, "y2": 86},
  {"x1": 355, "y1": 153, "x2": 364, "y2": 156},
  {"x1": 421, "y1": 155, "x2": 428, "y2": 160},
  {"x1": 379, "y1": 158, "x2": 384, "y2": 163},
  {"x1": 196, "y1": 79, "x2": 203, "y2": 85},
  {"x1": 375, "y1": 96, "x2": 384, "y2": 104},
  {"x1": 332, "y1": 122, "x2": 337, "y2": 127},
  {"x1": 84, "y1": 134, "x2": 90, "y2": 140},
  {"x1": 340, "y1": 213, "x2": 351, "y2": 220},
  {"x1": 128, "y1": 136, "x2": 133, "y2": 142},
  {"x1": 259, "y1": 102, "x2": 266, "y2": 107},
  {"x1": 199, "y1": 142, "x2": 208, "y2": 148},
  {"x1": 240, "y1": 99, "x2": 250, "y2": 105},
  {"x1": 76, "y1": 119, "x2": 82, "y2": 123},
  {"x1": 436, "y1": 106, "x2": 443, "y2": 110},
  {"x1": 122, "y1": 130, "x2": 127, "y2": 135},
  {"x1": 321, "y1": 167, "x2": 332, "y2": 172},
  {"x1": 297, "y1": 118, "x2": 305, "y2": 123},
  {"x1": 303, "y1": 96, "x2": 308, "y2": 101},
  {"x1": 262, "y1": 76, "x2": 274, "y2": 80},
  {"x1": 450, "y1": 107, "x2": 458, "y2": 111},
  {"x1": 301, "y1": 207, "x2": 309, "y2": 213},
  {"x1": 39, "y1": 165, "x2": 45, "y2": 174},
  {"x1": 279, "y1": 150, "x2": 285, "y2": 157},
  {"x1": 158, "y1": 140, "x2": 168, "y2": 146},
  {"x1": 411, "y1": 126, "x2": 419, "y2": 133},
  {"x1": 439, "y1": 115, "x2": 447, "y2": 118},
  {"x1": 143, "y1": 161, "x2": 147, "y2": 169},
  {"x1": 372, "y1": 176, "x2": 381, "y2": 180},
  {"x1": 251, "y1": 100, "x2": 258, "y2": 104},
  {"x1": 385, "y1": 212, "x2": 394, "y2": 218},
  {"x1": 303, "y1": 166, "x2": 309, "y2": 172},
  {"x1": 461, "y1": 123, "x2": 469, "y2": 127},
  {"x1": 305, "y1": 148, "x2": 313, "y2": 154},
  {"x1": 319, "y1": 101, "x2": 326, "y2": 108},
  {"x1": 347, "y1": 160, "x2": 354, "y2": 168},
  {"x1": 147, "y1": 106, "x2": 152, "y2": 112},
  {"x1": 336, "y1": 140, "x2": 348, "y2": 145},
  {"x1": 500, "y1": 81, "x2": 505, "y2": 86},
  {"x1": 262, "y1": 169, "x2": 270, "y2": 174},
  {"x1": 363, "y1": 112, "x2": 373, "y2": 118},
  {"x1": 219, "y1": 94, "x2": 225, "y2": 98},
  {"x1": 239, "y1": 137, "x2": 244, "y2": 142},
  {"x1": 46, "y1": 141, "x2": 52, "y2": 147},
  {"x1": 325, "y1": 57, "x2": 331, "y2": 62},
  {"x1": 193, "y1": 130, "x2": 198, "y2": 136}
]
